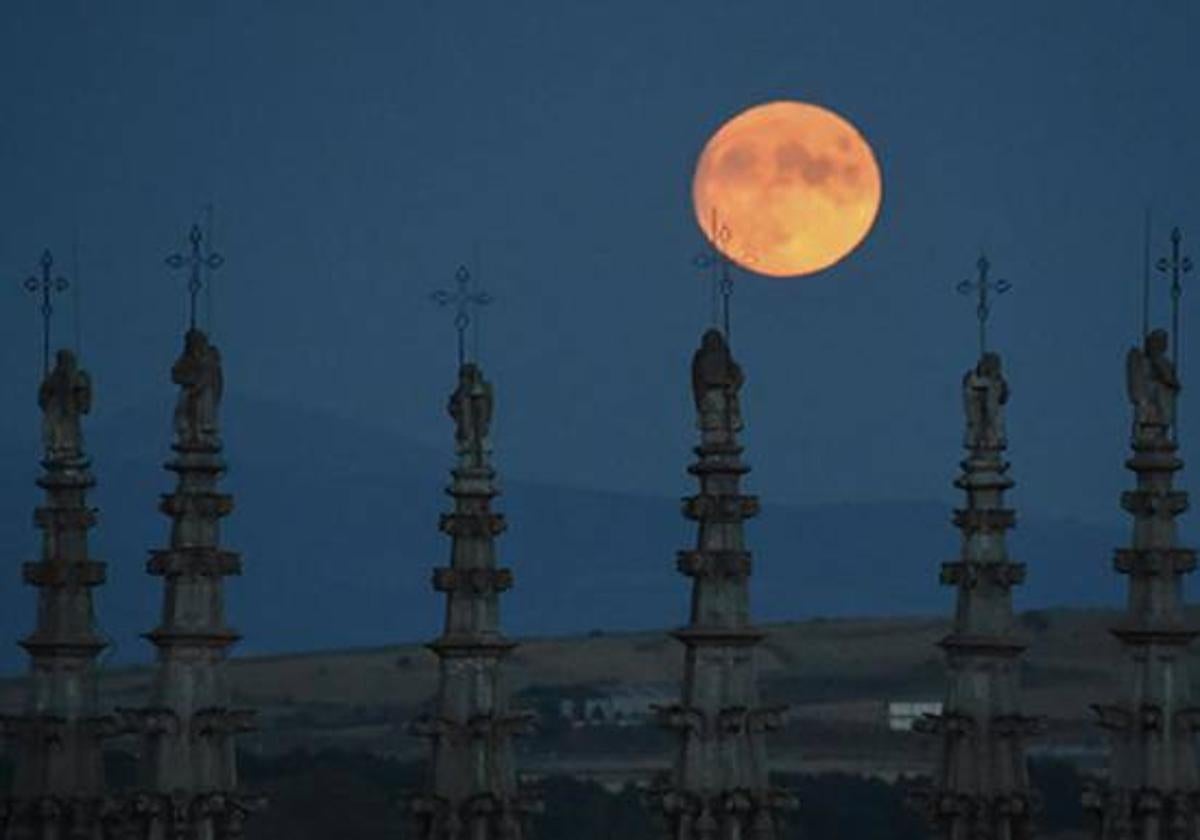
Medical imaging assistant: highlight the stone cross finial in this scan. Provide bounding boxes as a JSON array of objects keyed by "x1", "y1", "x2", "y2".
[
  {"x1": 22, "y1": 249, "x2": 70, "y2": 375},
  {"x1": 1154, "y1": 226, "x2": 1193, "y2": 385},
  {"x1": 693, "y1": 208, "x2": 736, "y2": 341},
  {"x1": 432, "y1": 265, "x2": 491, "y2": 367},
  {"x1": 957, "y1": 253, "x2": 1010, "y2": 358},
  {"x1": 166, "y1": 224, "x2": 224, "y2": 331}
]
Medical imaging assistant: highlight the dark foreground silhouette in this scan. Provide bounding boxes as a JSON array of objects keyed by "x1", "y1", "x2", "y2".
[{"x1": 0, "y1": 751, "x2": 1088, "y2": 840}]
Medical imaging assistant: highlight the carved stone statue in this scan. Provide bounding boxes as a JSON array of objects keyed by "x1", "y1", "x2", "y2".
[
  {"x1": 1127, "y1": 328, "x2": 1179, "y2": 443},
  {"x1": 691, "y1": 328, "x2": 743, "y2": 432},
  {"x1": 38, "y1": 349, "x2": 91, "y2": 462},
  {"x1": 448, "y1": 362, "x2": 493, "y2": 459},
  {"x1": 963, "y1": 352, "x2": 1009, "y2": 450},
  {"x1": 172, "y1": 329, "x2": 223, "y2": 448}
]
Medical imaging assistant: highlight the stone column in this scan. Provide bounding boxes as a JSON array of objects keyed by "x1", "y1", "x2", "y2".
[
  {"x1": 1, "y1": 350, "x2": 113, "y2": 840},
  {"x1": 913, "y1": 351, "x2": 1041, "y2": 840},
  {"x1": 111, "y1": 329, "x2": 259, "y2": 840},
  {"x1": 1084, "y1": 329, "x2": 1200, "y2": 840},
  {"x1": 653, "y1": 329, "x2": 790, "y2": 840},
  {"x1": 408, "y1": 362, "x2": 539, "y2": 840}
]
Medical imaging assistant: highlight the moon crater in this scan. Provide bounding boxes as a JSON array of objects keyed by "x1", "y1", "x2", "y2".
[{"x1": 692, "y1": 100, "x2": 882, "y2": 277}]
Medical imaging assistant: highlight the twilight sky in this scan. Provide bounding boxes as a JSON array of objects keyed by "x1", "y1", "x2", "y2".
[{"x1": 2, "y1": 1, "x2": 1199, "y2": 527}]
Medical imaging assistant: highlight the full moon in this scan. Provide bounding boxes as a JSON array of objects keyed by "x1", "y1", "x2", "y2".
[{"x1": 692, "y1": 100, "x2": 882, "y2": 278}]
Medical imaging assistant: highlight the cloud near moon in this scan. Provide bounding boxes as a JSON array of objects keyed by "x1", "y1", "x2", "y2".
[{"x1": 693, "y1": 101, "x2": 882, "y2": 277}]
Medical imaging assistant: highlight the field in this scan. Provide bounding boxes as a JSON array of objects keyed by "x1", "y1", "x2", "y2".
[
  {"x1": 0, "y1": 605, "x2": 1143, "y2": 777},
  {"x1": 0, "y1": 606, "x2": 1153, "y2": 838}
]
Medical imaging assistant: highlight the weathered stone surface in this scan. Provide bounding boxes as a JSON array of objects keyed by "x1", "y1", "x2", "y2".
[
  {"x1": 1087, "y1": 333, "x2": 1200, "y2": 840},
  {"x1": 913, "y1": 351, "x2": 1041, "y2": 840},
  {"x1": 172, "y1": 329, "x2": 223, "y2": 450},
  {"x1": 449, "y1": 362, "x2": 494, "y2": 469},
  {"x1": 431, "y1": 566, "x2": 514, "y2": 594},
  {"x1": 676, "y1": 549, "x2": 752, "y2": 579},
  {"x1": 963, "y1": 351, "x2": 1009, "y2": 450},
  {"x1": 1127, "y1": 328, "x2": 1179, "y2": 446},
  {"x1": 692, "y1": 328, "x2": 744, "y2": 435},
  {"x1": 653, "y1": 330, "x2": 791, "y2": 840},
  {"x1": 109, "y1": 330, "x2": 260, "y2": 840},
  {"x1": 438, "y1": 511, "x2": 506, "y2": 538},
  {"x1": 38, "y1": 349, "x2": 91, "y2": 465},
  {"x1": 2, "y1": 351, "x2": 114, "y2": 840},
  {"x1": 409, "y1": 363, "x2": 539, "y2": 840}
]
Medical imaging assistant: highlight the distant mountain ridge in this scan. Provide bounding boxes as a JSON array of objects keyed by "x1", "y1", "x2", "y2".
[{"x1": 0, "y1": 393, "x2": 1127, "y2": 675}]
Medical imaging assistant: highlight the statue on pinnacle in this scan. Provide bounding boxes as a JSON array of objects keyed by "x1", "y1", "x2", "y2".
[
  {"x1": 38, "y1": 348, "x2": 91, "y2": 463},
  {"x1": 171, "y1": 328, "x2": 224, "y2": 449},
  {"x1": 448, "y1": 361, "x2": 494, "y2": 463},
  {"x1": 1127, "y1": 327, "x2": 1179, "y2": 445},
  {"x1": 1084, "y1": 324, "x2": 1200, "y2": 838},
  {"x1": 962, "y1": 351, "x2": 1009, "y2": 451},
  {"x1": 654, "y1": 326, "x2": 791, "y2": 839},
  {"x1": 912, "y1": 257, "x2": 1040, "y2": 840},
  {"x1": 691, "y1": 327, "x2": 744, "y2": 433}
]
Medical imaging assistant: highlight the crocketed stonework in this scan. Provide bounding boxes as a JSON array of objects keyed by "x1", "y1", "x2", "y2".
[
  {"x1": 913, "y1": 351, "x2": 1043, "y2": 840},
  {"x1": 652, "y1": 329, "x2": 791, "y2": 840},
  {"x1": 408, "y1": 362, "x2": 540, "y2": 840},
  {"x1": 1083, "y1": 330, "x2": 1200, "y2": 840},
  {"x1": 108, "y1": 329, "x2": 260, "y2": 840},
  {"x1": 0, "y1": 350, "x2": 115, "y2": 840}
]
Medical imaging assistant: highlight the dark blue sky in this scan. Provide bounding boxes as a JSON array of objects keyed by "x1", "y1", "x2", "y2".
[{"x1": 2, "y1": 1, "x2": 1199, "y2": 526}]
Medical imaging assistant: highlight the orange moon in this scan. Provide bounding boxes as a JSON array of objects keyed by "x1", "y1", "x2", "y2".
[{"x1": 692, "y1": 100, "x2": 882, "y2": 277}]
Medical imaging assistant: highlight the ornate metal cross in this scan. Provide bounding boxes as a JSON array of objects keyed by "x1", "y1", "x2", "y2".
[
  {"x1": 1156, "y1": 226, "x2": 1192, "y2": 367},
  {"x1": 166, "y1": 224, "x2": 224, "y2": 331},
  {"x1": 693, "y1": 209, "x2": 735, "y2": 341},
  {"x1": 431, "y1": 265, "x2": 491, "y2": 367},
  {"x1": 957, "y1": 253, "x2": 1010, "y2": 357},
  {"x1": 22, "y1": 250, "x2": 70, "y2": 375}
]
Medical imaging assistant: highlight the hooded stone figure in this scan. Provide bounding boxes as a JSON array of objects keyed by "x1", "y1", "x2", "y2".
[
  {"x1": 38, "y1": 348, "x2": 91, "y2": 462},
  {"x1": 448, "y1": 362, "x2": 493, "y2": 462},
  {"x1": 962, "y1": 351, "x2": 1009, "y2": 450},
  {"x1": 172, "y1": 328, "x2": 223, "y2": 448},
  {"x1": 691, "y1": 328, "x2": 744, "y2": 433},
  {"x1": 1127, "y1": 327, "x2": 1179, "y2": 443}
]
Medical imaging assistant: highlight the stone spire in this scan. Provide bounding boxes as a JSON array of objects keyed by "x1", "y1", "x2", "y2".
[
  {"x1": 913, "y1": 350, "x2": 1041, "y2": 840},
  {"x1": 409, "y1": 362, "x2": 538, "y2": 840},
  {"x1": 1083, "y1": 328, "x2": 1200, "y2": 840},
  {"x1": 653, "y1": 328, "x2": 789, "y2": 840},
  {"x1": 112, "y1": 328, "x2": 258, "y2": 840},
  {"x1": 1, "y1": 349, "x2": 112, "y2": 839}
]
